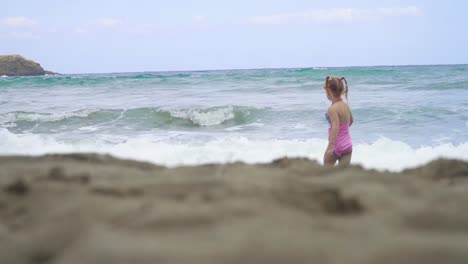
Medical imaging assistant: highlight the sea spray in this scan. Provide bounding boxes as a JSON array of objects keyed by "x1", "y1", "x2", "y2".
[{"x1": 1, "y1": 129, "x2": 466, "y2": 172}]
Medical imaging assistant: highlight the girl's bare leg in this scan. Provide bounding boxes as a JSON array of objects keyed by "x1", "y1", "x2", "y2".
[
  {"x1": 338, "y1": 153, "x2": 352, "y2": 167},
  {"x1": 323, "y1": 151, "x2": 338, "y2": 167}
]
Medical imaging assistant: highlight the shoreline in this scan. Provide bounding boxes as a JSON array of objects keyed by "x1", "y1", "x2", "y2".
[{"x1": 1, "y1": 153, "x2": 467, "y2": 263}]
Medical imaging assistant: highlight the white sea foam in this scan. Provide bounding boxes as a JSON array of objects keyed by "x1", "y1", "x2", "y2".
[
  {"x1": 292, "y1": 123, "x2": 307, "y2": 129},
  {"x1": 0, "y1": 129, "x2": 466, "y2": 172},
  {"x1": 0, "y1": 109, "x2": 98, "y2": 126},
  {"x1": 0, "y1": 113, "x2": 17, "y2": 126},
  {"x1": 78, "y1": 126, "x2": 99, "y2": 132},
  {"x1": 225, "y1": 122, "x2": 264, "y2": 131},
  {"x1": 170, "y1": 106, "x2": 238, "y2": 126}
]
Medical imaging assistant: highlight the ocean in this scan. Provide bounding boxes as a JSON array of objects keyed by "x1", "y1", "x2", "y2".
[{"x1": 1, "y1": 65, "x2": 467, "y2": 171}]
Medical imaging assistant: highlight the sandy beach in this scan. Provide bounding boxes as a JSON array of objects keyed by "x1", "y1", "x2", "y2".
[
  {"x1": 2, "y1": 1, "x2": 467, "y2": 263},
  {"x1": 1, "y1": 154, "x2": 467, "y2": 264}
]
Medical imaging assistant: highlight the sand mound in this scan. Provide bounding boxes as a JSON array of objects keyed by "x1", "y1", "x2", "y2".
[{"x1": 1, "y1": 154, "x2": 467, "y2": 264}]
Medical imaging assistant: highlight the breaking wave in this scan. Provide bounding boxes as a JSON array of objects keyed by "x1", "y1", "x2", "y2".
[
  {"x1": 0, "y1": 128, "x2": 466, "y2": 172},
  {"x1": 0, "y1": 106, "x2": 263, "y2": 130}
]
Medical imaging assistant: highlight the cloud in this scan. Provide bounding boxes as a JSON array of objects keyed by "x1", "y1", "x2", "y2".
[
  {"x1": 2, "y1": 16, "x2": 37, "y2": 27},
  {"x1": 377, "y1": 7, "x2": 422, "y2": 17},
  {"x1": 96, "y1": 18, "x2": 123, "y2": 26},
  {"x1": 249, "y1": 7, "x2": 422, "y2": 25},
  {"x1": 193, "y1": 15, "x2": 207, "y2": 23},
  {"x1": 70, "y1": 18, "x2": 122, "y2": 34}
]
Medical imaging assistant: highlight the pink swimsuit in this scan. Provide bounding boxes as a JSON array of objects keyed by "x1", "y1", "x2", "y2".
[{"x1": 325, "y1": 101, "x2": 353, "y2": 158}]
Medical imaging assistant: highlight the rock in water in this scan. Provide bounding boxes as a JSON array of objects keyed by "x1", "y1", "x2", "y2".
[{"x1": 0, "y1": 55, "x2": 53, "y2": 76}]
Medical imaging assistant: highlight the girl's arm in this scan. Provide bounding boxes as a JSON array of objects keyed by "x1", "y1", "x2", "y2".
[
  {"x1": 350, "y1": 111, "x2": 353, "y2": 127},
  {"x1": 327, "y1": 107, "x2": 340, "y2": 150}
]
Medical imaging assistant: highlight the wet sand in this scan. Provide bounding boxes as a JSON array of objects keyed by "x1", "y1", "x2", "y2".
[{"x1": 1, "y1": 154, "x2": 467, "y2": 264}]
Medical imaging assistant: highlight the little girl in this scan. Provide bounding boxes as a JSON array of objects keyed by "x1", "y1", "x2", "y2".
[{"x1": 323, "y1": 76, "x2": 353, "y2": 167}]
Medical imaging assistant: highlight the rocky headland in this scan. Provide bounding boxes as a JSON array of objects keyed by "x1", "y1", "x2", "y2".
[{"x1": 0, "y1": 55, "x2": 55, "y2": 76}]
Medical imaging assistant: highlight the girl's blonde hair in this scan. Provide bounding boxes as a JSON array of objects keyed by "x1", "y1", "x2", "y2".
[{"x1": 325, "y1": 76, "x2": 349, "y2": 101}]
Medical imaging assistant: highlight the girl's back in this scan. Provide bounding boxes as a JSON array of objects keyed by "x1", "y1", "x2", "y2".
[{"x1": 329, "y1": 100, "x2": 352, "y2": 126}]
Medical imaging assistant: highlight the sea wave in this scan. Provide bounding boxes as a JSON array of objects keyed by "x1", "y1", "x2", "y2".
[
  {"x1": 0, "y1": 72, "x2": 198, "y2": 88},
  {"x1": 0, "y1": 106, "x2": 262, "y2": 130},
  {"x1": 0, "y1": 129, "x2": 466, "y2": 172},
  {"x1": 123, "y1": 105, "x2": 259, "y2": 127},
  {"x1": 0, "y1": 109, "x2": 100, "y2": 125},
  {"x1": 410, "y1": 80, "x2": 468, "y2": 90},
  {"x1": 169, "y1": 106, "x2": 243, "y2": 126}
]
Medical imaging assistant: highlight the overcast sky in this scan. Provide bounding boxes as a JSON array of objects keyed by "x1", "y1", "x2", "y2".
[{"x1": 1, "y1": 0, "x2": 467, "y2": 73}]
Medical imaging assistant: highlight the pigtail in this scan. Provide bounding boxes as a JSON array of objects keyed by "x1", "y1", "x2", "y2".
[{"x1": 341, "y1": 77, "x2": 348, "y2": 101}]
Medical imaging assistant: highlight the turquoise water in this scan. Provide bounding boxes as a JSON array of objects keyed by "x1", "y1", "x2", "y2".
[{"x1": 1, "y1": 65, "x2": 467, "y2": 170}]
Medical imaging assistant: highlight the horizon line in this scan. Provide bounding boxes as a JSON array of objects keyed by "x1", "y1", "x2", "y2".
[{"x1": 56, "y1": 63, "x2": 468, "y2": 75}]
